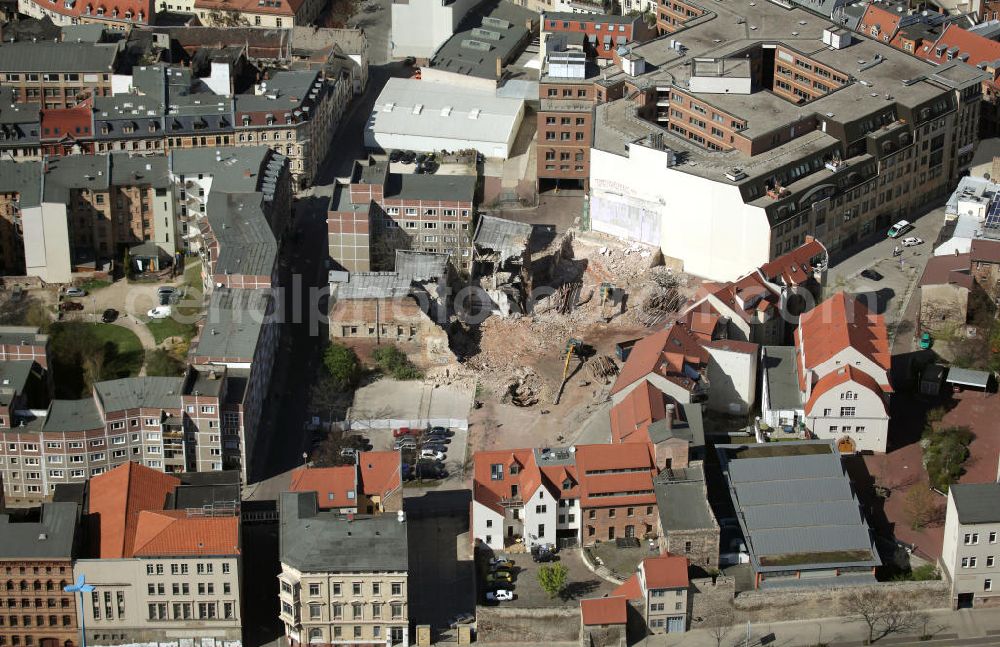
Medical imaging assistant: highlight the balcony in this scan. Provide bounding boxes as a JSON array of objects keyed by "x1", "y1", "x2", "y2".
[{"x1": 498, "y1": 495, "x2": 523, "y2": 507}]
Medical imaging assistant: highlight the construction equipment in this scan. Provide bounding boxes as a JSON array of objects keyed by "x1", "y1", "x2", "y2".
[{"x1": 554, "y1": 338, "x2": 584, "y2": 404}]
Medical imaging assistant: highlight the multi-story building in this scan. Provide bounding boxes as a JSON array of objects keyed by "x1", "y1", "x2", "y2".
[
  {"x1": 537, "y1": 75, "x2": 595, "y2": 192},
  {"x1": 0, "y1": 365, "x2": 252, "y2": 505},
  {"x1": 792, "y1": 292, "x2": 891, "y2": 453},
  {"x1": 654, "y1": 0, "x2": 705, "y2": 34},
  {"x1": 328, "y1": 159, "x2": 476, "y2": 273},
  {"x1": 0, "y1": 88, "x2": 41, "y2": 160},
  {"x1": 612, "y1": 553, "x2": 690, "y2": 634},
  {"x1": 39, "y1": 101, "x2": 95, "y2": 157},
  {"x1": 17, "y1": 0, "x2": 153, "y2": 28},
  {"x1": 588, "y1": 0, "x2": 984, "y2": 282},
  {"x1": 941, "y1": 483, "x2": 1000, "y2": 609},
  {"x1": 70, "y1": 461, "x2": 243, "y2": 647},
  {"x1": 0, "y1": 154, "x2": 176, "y2": 281},
  {"x1": 389, "y1": 0, "x2": 482, "y2": 61},
  {"x1": 235, "y1": 70, "x2": 340, "y2": 188},
  {"x1": 541, "y1": 12, "x2": 655, "y2": 61},
  {"x1": 0, "y1": 41, "x2": 119, "y2": 108},
  {"x1": 0, "y1": 501, "x2": 81, "y2": 647},
  {"x1": 193, "y1": 0, "x2": 325, "y2": 28},
  {"x1": 279, "y1": 491, "x2": 410, "y2": 646},
  {"x1": 472, "y1": 442, "x2": 660, "y2": 550}
]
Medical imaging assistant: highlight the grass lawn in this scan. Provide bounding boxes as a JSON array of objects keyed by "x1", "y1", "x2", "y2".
[
  {"x1": 49, "y1": 322, "x2": 143, "y2": 397},
  {"x1": 759, "y1": 550, "x2": 875, "y2": 567},
  {"x1": 77, "y1": 278, "x2": 112, "y2": 293}
]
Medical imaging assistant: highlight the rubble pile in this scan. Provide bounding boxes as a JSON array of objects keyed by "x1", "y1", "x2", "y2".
[
  {"x1": 588, "y1": 355, "x2": 619, "y2": 384},
  {"x1": 635, "y1": 268, "x2": 686, "y2": 326}
]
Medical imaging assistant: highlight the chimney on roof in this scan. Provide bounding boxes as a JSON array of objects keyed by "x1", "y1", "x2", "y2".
[
  {"x1": 665, "y1": 403, "x2": 675, "y2": 432},
  {"x1": 496, "y1": 56, "x2": 502, "y2": 80}
]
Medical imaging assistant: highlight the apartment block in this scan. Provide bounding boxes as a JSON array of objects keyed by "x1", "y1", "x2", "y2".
[
  {"x1": 39, "y1": 102, "x2": 95, "y2": 157},
  {"x1": 0, "y1": 88, "x2": 40, "y2": 161},
  {"x1": 941, "y1": 483, "x2": 1000, "y2": 609},
  {"x1": 472, "y1": 442, "x2": 659, "y2": 550},
  {"x1": 541, "y1": 12, "x2": 655, "y2": 60},
  {"x1": 589, "y1": 0, "x2": 983, "y2": 283},
  {"x1": 654, "y1": 0, "x2": 705, "y2": 34},
  {"x1": 0, "y1": 42, "x2": 118, "y2": 109},
  {"x1": 0, "y1": 502, "x2": 81, "y2": 647},
  {"x1": 0, "y1": 366, "x2": 250, "y2": 506},
  {"x1": 69, "y1": 462, "x2": 243, "y2": 646},
  {"x1": 279, "y1": 491, "x2": 410, "y2": 646},
  {"x1": 328, "y1": 159, "x2": 476, "y2": 273}
]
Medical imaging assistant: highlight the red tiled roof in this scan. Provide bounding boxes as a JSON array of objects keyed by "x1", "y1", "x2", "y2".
[
  {"x1": 919, "y1": 23, "x2": 1000, "y2": 67},
  {"x1": 858, "y1": 4, "x2": 902, "y2": 44},
  {"x1": 685, "y1": 310, "x2": 721, "y2": 339},
  {"x1": 89, "y1": 462, "x2": 180, "y2": 559},
  {"x1": 641, "y1": 553, "x2": 689, "y2": 589},
  {"x1": 611, "y1": 328, "x2": 670, "y2": 396},
  {"x1": 610, "y1": 381, "x2": 666, "y2": 444},
  {"x1": 40, "y1": 101, "x2": 93, "y2": 142},
  {"x1": 194, "y1": 0, "x2": 303, "y2": 17},
  {"x1": 575, "y1": 442, "x2": 654, "y2": 473},
  {"x1": 759, "y1": 239, "x2": 827, "y2": 286},
  {"x1": 20, "y1": 0, "x2": 152, "y2": 24},
  {"x1": 358, "y1": 450, "x2": 402, "y2": 498},
  {"x1": 575, "y1": 443, "x2": 657, "y2": 507},
  {"x1": 971, "y1": 238, "x2": 1000, "y2": 264},
  {"x1": 804, "y1": 365, "x2": 887, "y2": 415},
  {"x1": 611, "y1": 574, "x2": 643, "y2": 601},
  {"x1": 611, "y1": 324, "x2": 710, "y2": 396},
  {"x1": 132, "y1": 511, "x2": 240, "y2": 557},
  {"x1": 290, "y1": 465, "x2": 358, "y2": 510},
  {"x1": 580, "y1": 596, "x2": 628, "y2": 626},
  {"x1": 796, "y1": 292, "x2": 890, "y2": 373},
  {"x1": 473, "y1": 449, "x2": 548, "y2": 515}
]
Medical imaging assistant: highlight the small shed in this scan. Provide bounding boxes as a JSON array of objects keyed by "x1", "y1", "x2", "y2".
[
  {"x1": 945, "y1": 367, "x2": 993, "y2": 395},
  {"x1": 920, "y1": 364, "x2": 946, "y2": 396},
  {"x1": 128, "y1": 242, "x2": 171, "y2": 273}
]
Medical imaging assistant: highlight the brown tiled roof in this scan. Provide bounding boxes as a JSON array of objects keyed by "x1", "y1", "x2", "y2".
[
  {"x1": 919, "y1": 253, "x2": 973, "y2": 289},
  {"x1": 580, "y1": 596, "x2": 627, "y2": 626},
  {"x1": 132, "y1": 511, "x2": 240, "y2": 557},
  {"x1": 796, "y1": 292, "x2": 890, "y2": 374},
  {"x1": 358, "y1": 450, "x2": 402, "y2": 498},
  {"x1": 759, "y1": 239, "x2": 827, "y2": 286},
  {"x1": 290, "y1": 465, "x2": 358, "y2": 510},
  {"x1": 971, "y1": 239, "x2": 1000, "y2": 264}
]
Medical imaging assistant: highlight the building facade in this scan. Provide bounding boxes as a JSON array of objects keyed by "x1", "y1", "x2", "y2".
[{"x1": 941, "y1": 483, "x2": 1000, "y2": 609}]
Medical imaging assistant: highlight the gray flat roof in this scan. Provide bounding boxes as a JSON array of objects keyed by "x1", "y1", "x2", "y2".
[
  {"x1": 717, "y1": 440, "x2": 880, "y2": 572},
  {"x1": 170, "y1": 147, "x2": 272, "y2": 193},
  {"x1": 0, "y1": 361, "x2": 38, "y2": 406},
  {"x1": 334, "y1": 272, "x2": 413, "y2": 300},
  {"x1": 0, "y1": 41, "x2": 118, "y2": 72},
  {"x1": 945, "y1": 367, "x2": 991, "y2": 388},
  {"x1": 654, "y1": 464, "x2": 717, "y2": 531},
  {"x1": 193, "y1": 288, "x2": 269, "y2": 361},
  {"x1": 0, "y1": 327, "x2": 46, "y2": 346},
  {"x1": 762, "y1": 346, "x2": 804, "y2": 412},
  {"x1": 951, "y1": 483, "x2": 1000, "y2": 524},
  {"x1": 430, "y1": 0, "x2": 535, "y2": 80},
  {"x1": 0, "y1": 502, "x2": 78, "y2": 559},
  {"x1": 394, "y1": 250, "x2": 450, "y2": 281},
  {"x1": 94, "y1": 377, "x2": 186, "y2": 413},
  {"x1": 474, "y1": 214, "x2": 532, "y2": 258},
  {"x1": 385, "y1": 173, "x2": 477, "y2": 203},
  {"x1": 43, "y1": 398, "x2": 105, "y2": 433},
  {"x1": 206, "y1": 192, "x2": 277, "y2": 278},
  {"x1": 279, "y1": 491, "x2": 408, "y2": 573},
  {"x1": 0, "y1": 161, "x2": 42, "y2": 208},
  {"x1": 647, "y1": 402, "x2": 704, "y2": 447},
  {"x1": 542, "y1": 11, "x2": 637, "y2": 24}
]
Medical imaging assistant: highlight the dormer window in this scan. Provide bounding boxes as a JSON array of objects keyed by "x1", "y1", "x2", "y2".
[
  {"x1": 510, "y1": 463, "x2": 520, "y2": 475},
  {"x1": 562, "y1": 479, "x2": 572, "y2": 490},
  {"x1": 242, "y1": 116, "x2": 251, "y2": 126}
]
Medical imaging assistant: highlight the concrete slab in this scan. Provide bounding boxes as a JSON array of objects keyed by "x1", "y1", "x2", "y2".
[{"x1": 350, "y1": 378, "x2": 475, "y2": 427}]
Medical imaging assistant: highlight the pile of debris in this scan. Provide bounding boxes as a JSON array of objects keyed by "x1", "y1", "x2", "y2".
[
  {"x1": 635, "y1": 268, "x2": 686, "y2": 326},
  {"x1": 588, "y1": 355, "x2": 619, "y2": 384},
  {"x1": 504, "y1": 368, "x2": 547, "y2": 407}
]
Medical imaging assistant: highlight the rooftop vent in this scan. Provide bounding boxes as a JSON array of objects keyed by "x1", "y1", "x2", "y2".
[{"x1": 725, "y1": 167, "x2": 747, "y2": 181}]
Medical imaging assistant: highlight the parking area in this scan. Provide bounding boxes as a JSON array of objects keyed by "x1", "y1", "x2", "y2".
[
  {"x1": 353, "y1": 424, "x2": 470, "y2": 485},
  {"x1": 477, "y1": 549, "x2": 617, "y2": 609}
]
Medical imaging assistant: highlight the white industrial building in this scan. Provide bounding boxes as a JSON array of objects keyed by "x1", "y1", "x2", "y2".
[
  {"x1": 389, "y1": 0, "x2": 481, "y2": 61},
  {"x1": 589, "y1": 137, "x2": 772, "y2": 282},
  {"x1": 365, "y1": 78, "x2": 525, "y2": 159}
]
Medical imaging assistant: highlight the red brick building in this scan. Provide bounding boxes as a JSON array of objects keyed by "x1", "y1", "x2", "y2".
[
  {"x1": 537, "y1": 79, "x2": 595, "y2": 192},
  {"x1": 542, "y1": 13, "x2": 655, "y2": 60},
  {"x1": 39, "y1": 102, "x2": 95, "y2": 157},
  {"x1": 655, "y1": 0, "x2": 705, "y2": 35}
]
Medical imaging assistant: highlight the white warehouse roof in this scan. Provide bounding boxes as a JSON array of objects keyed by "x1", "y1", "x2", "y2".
[{"x1": 367, "y1": 78, "x2": 524, "y2": 154}]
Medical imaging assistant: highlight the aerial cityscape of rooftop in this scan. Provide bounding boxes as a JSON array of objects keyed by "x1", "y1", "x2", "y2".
[{"x1": 4, "y1": 0, "x2": 1000, "y2": 642}]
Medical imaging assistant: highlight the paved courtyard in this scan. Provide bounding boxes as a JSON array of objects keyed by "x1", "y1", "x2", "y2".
[{"x1": 479, "y1": 549, "x2": 616, "y2": 609}]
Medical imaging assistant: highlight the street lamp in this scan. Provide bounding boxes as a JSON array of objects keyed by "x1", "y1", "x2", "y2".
[{"x1": 64, "y1": 574, "x2": 95, "y2": 647}]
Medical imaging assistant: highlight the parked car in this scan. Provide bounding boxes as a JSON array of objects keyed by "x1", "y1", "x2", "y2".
[
  {"x1": 901, "y1": 236, "x2": 924, "y2": 247},
  {"x1": 449, "y1": 613, "x2": 475, "y2": 628},
  {"x1": 340, "y1": 447, "x2": 358, "y2": 458},
  {"x1": 919, "y1": 331, "x2": 933, "y2": 350},
  {"x1": 415, "y1": 153, "x2": 428, "y2": 165},
  {"x1": 887, "y1": 219, "x2": 913, "y2": 238},
  {"x1": 394, "y1": 437, "x2": 417, "y2": 450},
  {"x1": 389, "y1": 150, "x2": 402, "y2": 163},
  {"x1": 403, "y1": 56, "x2": 416, "y2": 66},
  {"x1": 101, "y1": 308, "x2": 119, "y2": 323},
  {"x1": 421, "y1": 434, "x2": 450, "y2": 444},
  {"x1": 486, "y1": 590, "x2": 514, "y2": 602},
  {"x1": 399, "y1": 151, "x2": 416, "y2": 164},
  {"x1": 429, "y1": 426, "x2": 453, "y2": 437},
  {"x1": 412, "y1": 463, "x2": 447, "y2": 480},
  {"x1": 486, "y1": 572, "x2": 513, "y2": 585},
  {"x1": 393, "y1": 427, "x2": 414, "y2": 438},
  {"x1": 422, "y1": 160, "x2": 439, "y2": 174},
  {"x1": 489, "y1": 558, "x2": 514, "y2": 570},
  {"x1": 147, "y1": 306, "x2": 172, "y2": 319},
  {"x1": 420, "y1": 448, "x2": 445, "y2": 461},
  {"x1": 531, "y1": 545, "x2": 556, "y2": 562},
  {"x1": 64, "y1": 287, "x2": 87, "y2": 297},
  {"x1": 860, "y1": 269, "x2": 883, "y2": 281},
  {"x1": 58, "y1": 301, "x2": 84, "y2": 312}
]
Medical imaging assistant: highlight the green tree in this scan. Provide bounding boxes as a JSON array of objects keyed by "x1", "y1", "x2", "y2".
[
  {"x1": 145, "y1": 349, "x2": 185, "y2": 377},
  {"x1": 371, "y1": 344, "x2": 422, "y2": 380},
  {"x1": 537, "y1": 563, "x2": 568, "y2": 599},
  {"x1": 922, "y1": 425, "x2": 973, "y2": 492},
  {"x1": 324, "y1": 343, "x2": 361, "y2": 390}
]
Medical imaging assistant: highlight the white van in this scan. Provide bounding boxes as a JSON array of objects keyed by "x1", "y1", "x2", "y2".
[{"x1": 887, "y1": 220, "x2": 912, "y2": 238}]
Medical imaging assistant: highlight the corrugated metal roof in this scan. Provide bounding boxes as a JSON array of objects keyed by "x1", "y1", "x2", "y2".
[
  {"x1": 728, "y1": 453, "x2": 843, "y2": 483},
  {"x1": 945, "y1": 367, "x2": 991, "y2": 388}
]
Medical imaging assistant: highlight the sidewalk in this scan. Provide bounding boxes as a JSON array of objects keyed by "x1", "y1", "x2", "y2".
[{"x1": 643, "y1": 608, "x2": 1000, "y2": 647}]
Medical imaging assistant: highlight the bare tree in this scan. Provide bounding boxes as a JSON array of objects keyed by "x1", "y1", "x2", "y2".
[
  {"x1": 845, "y1": 587, "x2": 919, "y2": 644},
  {"x1": 706, "y1": 606, "x2": 735, "y2": 647}
]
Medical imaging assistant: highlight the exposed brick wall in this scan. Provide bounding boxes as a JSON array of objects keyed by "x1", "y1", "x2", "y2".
[{"x1": 582, "y1": 504, "x2": 658, "y2": 544}]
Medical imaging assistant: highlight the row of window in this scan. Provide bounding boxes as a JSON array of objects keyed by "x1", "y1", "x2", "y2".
[
  {"x1": 305, "y1": 601, "x2": 404, "y2": 620},
  {"x1": 382, "y1": 209, "x2": 467, "y2": 218},
  {"x1": 544, "y1": 131, "x2": 587, "y2": 141},
  {"x1": 960, "y1": 556, "x2": 997, "y2": 568},
  {"x1": 544, "y1": 116, "x2": 587, "y2": 126},
  {"x1": 145, "y1": 562, "x2": 231, "y2": 576},
  {"x1": 302, "y1": 581, "x2": 404, "y2": 597},
  {"x1": 963, "y1": 532, "x2": 998, "y2": 545},
  {"x1": 147, "y1": 601, "x2": 234, "y2": 621},
  {"x1": 1, "y1": 73, "x2": 106, "y2": 82},
  {"x1": 0, "y1": 615, "x2": 72, "y2": 627},
  {"x1": 147, "y1": 582, "x2": 232, "y2": 596},
  {"x1": 304, "y1": 625, "x2": 404, "y2": 641}
]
